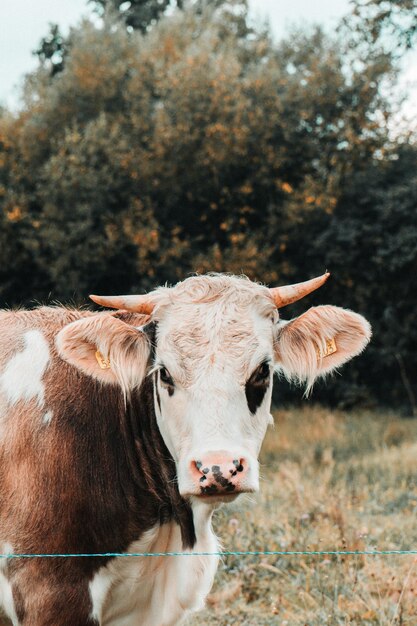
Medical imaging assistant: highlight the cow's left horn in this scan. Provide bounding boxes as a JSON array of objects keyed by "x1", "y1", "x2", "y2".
[
  {"x1": 269, "y1": 272, "x2": 330, "y2": 308},
  {"x1": 89, "y1": 294, "x2": 155, "y2": 315}
]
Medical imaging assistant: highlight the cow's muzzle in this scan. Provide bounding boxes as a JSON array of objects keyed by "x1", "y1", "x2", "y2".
[{"x1": 180, "y1": 451, "x2": 258, "y2": 500}]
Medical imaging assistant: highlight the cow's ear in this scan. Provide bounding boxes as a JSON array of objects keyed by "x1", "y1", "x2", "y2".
[
  {"x1": 274, "y1": 305, "x2": 371, "y2": 392},
  {"x1": 56, "y1": 313, "x2": 150, "y2": 391}
]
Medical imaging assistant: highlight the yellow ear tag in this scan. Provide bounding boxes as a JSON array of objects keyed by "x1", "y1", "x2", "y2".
[
  {"x1": 95, "y1": 350, "x2": 111, "y2": 370},
  {"x1": 317, "y1": 338, "x2": 337, "y2": 360}
]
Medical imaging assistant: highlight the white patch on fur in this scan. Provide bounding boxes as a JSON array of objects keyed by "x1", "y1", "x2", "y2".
[
  {"x1": 0, "y1": 330, "x2": 50, "y2": 407},
  {"x1": 89, "y1": 568, "x2": 114, "y2": 623},
  {"x1": 90, "y1": 503, "x2": 218, "y2": 626},
  {"x1": 0, "y1": 543, "x2": 20, "y2": 626},
  {"x1": 42, "y1": 410, "x2": 53, "y2": 425}
]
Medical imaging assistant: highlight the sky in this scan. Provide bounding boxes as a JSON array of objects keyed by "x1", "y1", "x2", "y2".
[{"x1": 0, "y1": 0, "x2": 416, "y2": 121}]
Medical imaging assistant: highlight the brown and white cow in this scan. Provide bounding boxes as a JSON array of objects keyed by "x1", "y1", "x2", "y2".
[{"x1": 0, "y1": 273, "x2": 371, "y2": 626}]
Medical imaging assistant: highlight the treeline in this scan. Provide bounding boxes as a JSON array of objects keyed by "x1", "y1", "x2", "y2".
[{"x1": 0, "y1": 0, "x2": 416, "y2": 411}]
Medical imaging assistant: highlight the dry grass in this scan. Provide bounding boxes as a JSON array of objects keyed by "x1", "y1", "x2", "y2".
[
  {"x1": 188, "y1": 407, "x2": 417, "y2": 625},
  {"x1": 2, "y1": 408, "x2": 417, "y2": 625}
]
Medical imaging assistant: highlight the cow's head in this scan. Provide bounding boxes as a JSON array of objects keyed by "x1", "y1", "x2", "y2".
[{"x1": 57, "y1": 273, "x2": 371, "y2": 504}]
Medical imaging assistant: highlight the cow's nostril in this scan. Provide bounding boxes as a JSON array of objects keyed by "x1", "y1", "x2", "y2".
[
  {"x1": 194, "y1": 461, "x2": 211, "y2": 475},
  {"x1": 233, "y1": 459, "x2": 244, "y2": 472}
]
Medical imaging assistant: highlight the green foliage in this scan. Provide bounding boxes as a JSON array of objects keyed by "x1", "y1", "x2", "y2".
[
  {"x1": 89, "y1": 0, "x2": 252, "y2": 36},
  {"x1": 272, "y1": 145, "x2": 416, "y2": 413},
  {"x1": 33, "y1": 23, "x2": 69, "y2": 76},
  {"x1": 90, "y1": 0, "x2": 183, "y2": 32},
  {"x1": 315, "y1": 147, "x2": 417, "y2": 411},
  {"x1": 351, "y1": 0, "x2": 417, "y2": 52},
  {"x1": 0, "y1": 2, "x2": 414, "y2": 408}
]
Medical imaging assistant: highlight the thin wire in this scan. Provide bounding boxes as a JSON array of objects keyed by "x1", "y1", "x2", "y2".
[{"x1": 1, "y1": 550, "x2": 417, "y2": 559}]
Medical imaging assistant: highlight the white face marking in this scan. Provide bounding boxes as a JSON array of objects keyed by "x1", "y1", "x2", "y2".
[
  {"x1": 0, "y1": 330, "x2": 50, "y2": 407},
  {"x1": 90, "y1": 505, "x2": 218, "y2": 626},
  {"x1": 150, "y1": 277, "x2": 276, "y2": 500},
  {"x1": 0, "y1": 543, "x2": 20, "y2": 625}
]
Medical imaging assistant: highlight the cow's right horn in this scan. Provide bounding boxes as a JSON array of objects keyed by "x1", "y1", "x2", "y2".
[
  {"x1": 89, "y1": 294, "x2": 155, "y2": 315},
  {"x1": 269, "y1": 272, "x2": 330, "y2": 309}
]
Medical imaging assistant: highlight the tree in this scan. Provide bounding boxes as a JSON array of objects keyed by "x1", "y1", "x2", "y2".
[
  {"x1": 90, "y1": 0, "x2": 183, "y2": 32},
  {"x1": 34, "y1": 23, "x2": 69, "y2": 76},
  {"x1": 1, "y1": 9, "x2": 397, "y2": 297},
  {"x1": 88, "y1": 0, "x2": 253, "y2": 35},
  {"x1": 290, "y1": 145, "x2": 417, "y2": 410},
  {"x1": 348, "y1": 0, "x2": 417, "y2": 54}
]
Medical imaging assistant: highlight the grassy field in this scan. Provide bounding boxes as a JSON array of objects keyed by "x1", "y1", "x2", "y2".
[
  {"x1": 188, "y1": 407, "x2": 417, "y2": 625},
  {"x1": 2, "y1": 408, "x2": 417, "y2": 625}
]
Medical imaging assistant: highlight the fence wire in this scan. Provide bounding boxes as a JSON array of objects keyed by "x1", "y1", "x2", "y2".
[{"x1": 1, "y1": 549, "x2": 417, "y2": 559}]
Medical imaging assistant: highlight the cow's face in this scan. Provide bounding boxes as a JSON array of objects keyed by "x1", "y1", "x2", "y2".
[
  {"x1": 151, "y1": 280, "x2": 278, "y2": 502},
  {"x1": 58, "y1": 274, "x2": 371, "y2": 505}
]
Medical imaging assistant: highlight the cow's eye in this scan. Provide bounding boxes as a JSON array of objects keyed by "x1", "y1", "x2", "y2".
[
  {"x1": 159, "y1": 366, "x2": 174, "y2": 387},
  {"x1": 251, "y1": 362, "x2": 271, "y2": 384}
]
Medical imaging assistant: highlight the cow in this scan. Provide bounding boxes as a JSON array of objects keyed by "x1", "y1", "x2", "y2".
[{"x1": 0, "y1": 272, "x2": 371, "y2": 626}]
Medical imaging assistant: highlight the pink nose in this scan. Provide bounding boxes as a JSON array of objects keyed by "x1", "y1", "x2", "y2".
[{"x1": 190, "y1": 454, "x2": 248, "y2": 496}]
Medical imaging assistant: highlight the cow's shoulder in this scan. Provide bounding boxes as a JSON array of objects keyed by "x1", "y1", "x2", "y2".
[{"x1": 0, "y1": 308, "x2": 99, "y2": 427}]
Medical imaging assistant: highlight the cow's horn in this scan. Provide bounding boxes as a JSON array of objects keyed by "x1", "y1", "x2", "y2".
[
  {"x1": 89, "y1": 294, "x2": 155, "y2": 315},
  {"x1": 269, "y1": 272, "x2": 330, "y2": 308}
]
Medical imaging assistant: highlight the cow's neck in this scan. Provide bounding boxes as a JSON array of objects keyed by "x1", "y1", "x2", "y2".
[{"x1": 125, "y1": 374, "x2": 197, "y2": 549}]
